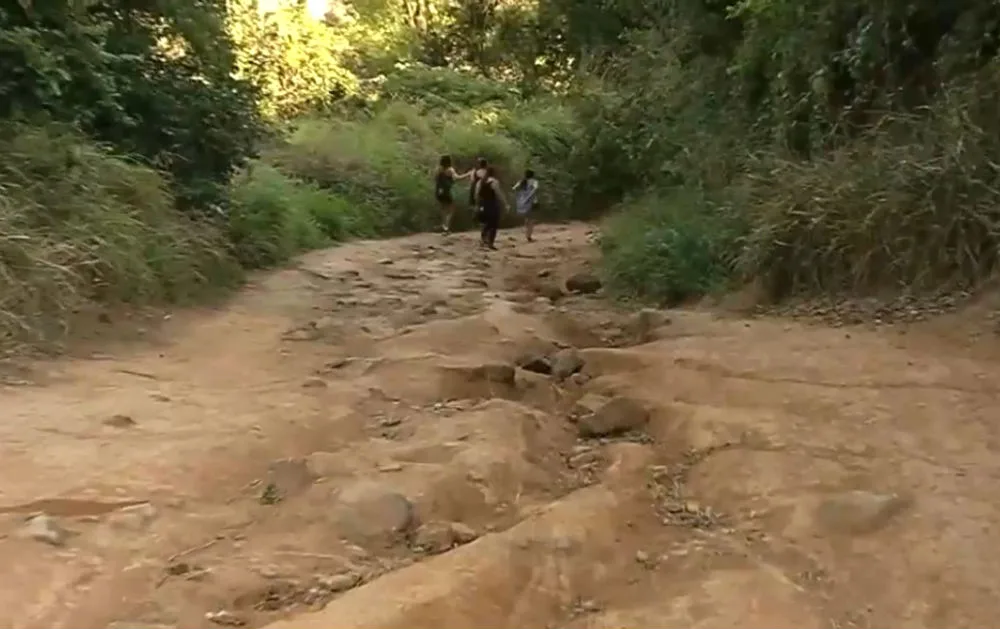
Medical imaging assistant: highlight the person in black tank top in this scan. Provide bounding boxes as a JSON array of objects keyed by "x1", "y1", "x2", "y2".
[
  {"x1": 435, "y1": 155, "x2": 473, "y2": 233},
  {"x1": 478, "y1": 165, "x2": 507, "y2": 250},
  {"x1": 469, "y1": 157, "x2": 488, "y2": 210}
]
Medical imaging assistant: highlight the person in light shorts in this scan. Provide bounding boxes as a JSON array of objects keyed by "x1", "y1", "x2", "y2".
[{"x1": 512, "y1": 169, "x2": 539, "y2": 242}]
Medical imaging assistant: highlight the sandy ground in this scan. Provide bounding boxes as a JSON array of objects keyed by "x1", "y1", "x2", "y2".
[{"x1": 1, "y1": 223, "x2": 1000, "y2": 629}]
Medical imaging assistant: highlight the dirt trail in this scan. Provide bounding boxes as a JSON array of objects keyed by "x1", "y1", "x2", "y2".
[{"x1": 2, "y1": 223, "x2": 1000, "y2": 629}]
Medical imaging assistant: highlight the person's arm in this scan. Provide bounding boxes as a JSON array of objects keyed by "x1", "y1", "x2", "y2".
[{"x1": 453, "y1": 167, "x2": 473, "y2": 180}]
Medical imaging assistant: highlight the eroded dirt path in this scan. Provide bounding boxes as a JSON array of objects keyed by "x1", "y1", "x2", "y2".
[{"x1": 2, "y1": 223, "x2": 1000, "y2": 629}]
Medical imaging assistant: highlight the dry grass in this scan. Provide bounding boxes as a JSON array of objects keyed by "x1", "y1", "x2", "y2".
[
  {"x1": 737, "y1": 87, "x2": 1000, "y2": 301},
  {"x1": 0, "y1": 124, "x2": 242, "y2": 352}
]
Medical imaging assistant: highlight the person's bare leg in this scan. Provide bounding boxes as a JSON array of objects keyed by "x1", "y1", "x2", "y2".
[
  {"x1": 525, "y1": 217, "x2": 534, "y2": 242},
  {"x1": 441, "y1": 202, "x2": 454, "y2": 233}
]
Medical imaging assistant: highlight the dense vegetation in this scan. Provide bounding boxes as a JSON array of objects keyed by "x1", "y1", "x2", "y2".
[{"x1": 2, "y1": 0, "x2": 999, "y2": 349}]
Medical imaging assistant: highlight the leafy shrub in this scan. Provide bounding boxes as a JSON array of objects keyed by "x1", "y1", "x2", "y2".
[
  {"x1": 227, "y1": 164, "x2": 373, "y2": 268},
  {"x1": 601, "y1": 189, "x2": 744, "y2": 306}
]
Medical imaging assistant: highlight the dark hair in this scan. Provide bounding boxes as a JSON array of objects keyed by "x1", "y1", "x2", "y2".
[
  {"x1": 517, "y1": 169, "x2": 535, "y2": 189},
  {"x1": 439, "y1": 155, "x2": 452, "y2": 168},
  {"x1": 477, "y1": 157, "x2": 488, "y2": 169}
]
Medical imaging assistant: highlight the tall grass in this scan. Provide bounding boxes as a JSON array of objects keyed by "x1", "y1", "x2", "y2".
[{"x1": 0, "y1": 124, "x2": 242, "y2": 349}]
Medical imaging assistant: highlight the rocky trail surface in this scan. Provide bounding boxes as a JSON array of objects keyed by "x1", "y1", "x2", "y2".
[{"x1": 2, "y1": 223, "x2": 1000, "y2": 629}]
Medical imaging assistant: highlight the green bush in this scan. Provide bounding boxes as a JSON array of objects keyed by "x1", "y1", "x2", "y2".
[
  {"x1": 600, "y1": 189, "x2": 744, "y2": 306},
  {"x1": 226, "y1": 164, "x2": 374, "y2": 269},
  {"x1": 0, "y1": 124, "x2": 242, "y2": 349}
]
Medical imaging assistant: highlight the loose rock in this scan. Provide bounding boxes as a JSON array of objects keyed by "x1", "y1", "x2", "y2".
[
  {"x1": 21, "y1": 514, "x2": 68, "y2": 546},
  {"x1": 331, "y1": 480, "x2": 416, "y2": 548},
  {"x1": 517, "y1": 354, "x2": 552, "y2": 375},
  {"x1": 205, "y1": 610, "x2": 246, "y2": 627},
  {"x1": 551, "y1": 348, "x2": 584, "y2": 380},
  {"x1": 104, "y1": 414, "x2": 137, "y2": 428},
  {"x1": 107, "y1": 502, "x2": 158, "y2": 531},
  {"x1": 319, "y1": 572, "x2": 361, "y2": 593},
  {"x1": 630, "y1": 308, "x2": 672, "y2": 343},
  {"x1": 449, "y1": 521, "x2": 479, "y2": 544},
  {"x1": 816, "y1": 490, "x2": 911, "y2": 535},
  {"x1": 566, "y1": 273, "x2": 602, "y2": 294},
  {"x1": 413, "y1": 521, "x2": 456, "y2": 554},
  {"x1": 577, "y1": 396, "x2": 650, "y2": 438}
]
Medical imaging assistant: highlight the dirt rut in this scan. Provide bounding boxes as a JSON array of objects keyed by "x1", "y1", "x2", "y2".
[{"x1": 1, "y1": 224, "x2": 1000, "y2": 628}]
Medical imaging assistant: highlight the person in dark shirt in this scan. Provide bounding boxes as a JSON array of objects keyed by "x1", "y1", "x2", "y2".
[
  {"x1": 477, "y1": 166, "x2": 508, "y2": 250},
  {"x1": 435, "y1": 154, "x2": 473, "y2": 234},
  {"x1": 468, "y1": 157, "x2": 488, "y2": 212}
]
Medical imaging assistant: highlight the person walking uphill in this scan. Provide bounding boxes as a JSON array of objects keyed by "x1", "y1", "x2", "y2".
[
  {"x1": 435, "y1": 155, "x2": 473, "y2": 234},
  {"x1": 513, "y1": 168, "x2": 539, "y2": 242},
  {"x1": 478, "y1": 166, "x2": 507, "y2": 250},
  {"x1": 468, "y1": 157, "x2": 488, "y2": 212}
]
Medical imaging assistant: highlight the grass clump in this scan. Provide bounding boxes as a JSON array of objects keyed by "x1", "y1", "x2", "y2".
[
  {"x1": 0, "y1": 124, "x2": 242, "y2": 349},
  {"x1": 227, "y1": 164, "x2": 373, "y2": 269},
  {"x1": 600, "y1": 189, "x2": 743, "y2": 306},
  {"x1": 738, "y1": 80, "x2": 1000, "y2": 301}
]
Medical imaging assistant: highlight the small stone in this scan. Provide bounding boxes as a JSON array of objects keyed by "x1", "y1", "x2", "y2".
[
  {"x1": 21, "y1": 514, "x2": 68, "y2": 546},
  {"x1": 377, "y1": 258, "x2": 393, "y2": 265},
  {"x1": 331, "y1": 480, "x2": 417, "y2": 549},
  {"x1": 631, "y1": 308, "x2": 672, "y2": 342},
  {"x1": 104, "y1": 414, "x2": 137, "y2": 428},
  {"x1": 302, "y1": 377, "x2": 327, "y2": 388},
  {"x1": 577, "y1": 396, "x2": 650, "y2": 438},
  {"x1": 205, "y1": 610, "x2": 245, "y2": 626},
  {"x1": 570, "y1": 393, "x2": 611, "y2": 420},
  {"x1": 816, "y1": 490, "x2": 911, "y2": 535},
  {"x1": 378, "y1": 463, "x2": 404, "y2": 473},
  {"x1": 551, "y1": 348, "x2": 584, "y2": 380},
  {"x1": 320, "y1": 572, "x2": 361, "y2": 592},
  {"x1": 449, "y1": 521, "x2": 478, "y2": 544},
  {"x1": 635, "y1": 550, "x2": 650, "y2": 564},
  {"x1": 566, "y1": 273, "x2": 602, "y2": 294},
  {"x1": 579, "y1": 599, "x2": 601, "y2": 612},
  {"x1": 570, "y1": 372, "x2": 591, "y2": 386},
  {"x1": 517, "y1": 354, "x2": 552, "y2": 375},
  {"x1": 108, "y1": 503, "x2": 158, "y2": 531},
  {"x1": 413, "y1": 521, "x2": 455, "y2": 554},
  {"x1": 537, "y1": 269, "x2": 551, "y2": 278}
]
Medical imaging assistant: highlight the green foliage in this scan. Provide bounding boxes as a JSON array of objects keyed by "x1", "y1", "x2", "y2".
[
  {"x1": 227, "y1": 164, "x2": 374, "y2": 268},
  {"x1": 263, "y1": 82, "x2": 579, "y2": 235},
  {"x1": 0, "y1": 123, "x2": 242, "y2": 349},
  {"x1": 569, "y1": 0, "x2": 1000, "y2": 302},
  {"x1": 376, "y1": 63, "x2": 517, "y2": 110},
  {"x1": 0, "y1": 0, "x2": 267, "y2": 210},
  {"x1": 227, "y1": 0, "x2": 359, "y2": 119},
  {"x1": 738, "y1": 74, "x2": 1000, "y2": 299},
  {"x1": 601, "y1": 190, "x2": 744, "y2": 306}
]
